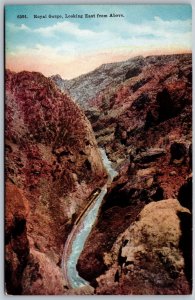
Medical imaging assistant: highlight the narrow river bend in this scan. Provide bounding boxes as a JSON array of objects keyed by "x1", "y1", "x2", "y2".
[{"x1": 62, "y1": 148, "x2": 118, "y2": 288}]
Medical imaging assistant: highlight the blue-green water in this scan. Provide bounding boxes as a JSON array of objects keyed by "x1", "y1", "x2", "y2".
[{"x1": 65, "y1": 149, "x2": 118, "y2": 288}]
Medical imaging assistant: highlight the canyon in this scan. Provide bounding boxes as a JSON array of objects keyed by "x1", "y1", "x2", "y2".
[{"x1": 5, "y1": 53, "x2": 192, "y2": 295}]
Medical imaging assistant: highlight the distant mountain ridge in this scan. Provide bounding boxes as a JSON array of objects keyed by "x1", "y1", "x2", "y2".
[
  {"x1": 50, "y1": 55, "x2": 146, "y2": 108},
  {"x1": 50, "y1": 54, "x2": 191, "y2": 109}
]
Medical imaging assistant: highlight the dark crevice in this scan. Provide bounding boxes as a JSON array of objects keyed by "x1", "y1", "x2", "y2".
[
  {"x1": 101, "y1": 185, "x2": 131, "y2": 211},
  {"x1": 114, "y1": 270, "x2": 120, "y2": 282},
  {"x1": 131, "y1": 93, "x2": 150, "y2": 110},
  {"x1": 170, "y1": 142, "x2": 186, "y2": 161},
  {"x1": 12, "y1": 218, "x2": 26, "y2": 238},
  {"x1": 178, "y1": 177, "x2": 192, "y2": 212},
  {"x1": 118, "y1": 245, "x2": 127, "y2": 267},
  {"x1": 151, "y1": 186, "x2": 164, "y2": 201},
  {"x1": 84, "y1": 159, "x2": 92, "y2": 171},
  {"x1": 177, "y1": 211, "x2": 192, "y2": 288},
  {"x1": 157, "y1": 88, "x2": 185, "y2": 123}
]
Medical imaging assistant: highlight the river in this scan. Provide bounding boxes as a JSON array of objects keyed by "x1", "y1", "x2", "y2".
[{"x1": 63, "y1": 148, "x2": 118, "y2": 288}]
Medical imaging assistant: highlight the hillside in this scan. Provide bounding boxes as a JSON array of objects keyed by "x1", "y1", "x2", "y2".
[
  {"x1": 5, "y1": 70, "x2": 107, "y2": 295},
  {"x1": 74, "y1": 53, "x2": 192, "y2": 294},
  {"x1": 50, "y1": 56, "x2": 146, "y2": 109}
]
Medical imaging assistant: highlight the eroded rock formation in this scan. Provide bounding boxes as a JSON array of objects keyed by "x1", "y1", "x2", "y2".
[
  {"x1": 76, "y1": 54, "x2": 192, "y2": 294},
  {"x1": 5, "y1": 70, "x2": 107, "y2": 294}
]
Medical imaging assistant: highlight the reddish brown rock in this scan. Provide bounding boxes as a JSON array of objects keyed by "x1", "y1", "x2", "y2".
[
  {"x1": 5, "y1": 182, "x2": 30, "y2": 295},
  {"x1": 77, "y1": 54, "x2": 192, "y2": 294},
  {"x1": 5, "y1": 70, "x2": 107, "y2": 294}
]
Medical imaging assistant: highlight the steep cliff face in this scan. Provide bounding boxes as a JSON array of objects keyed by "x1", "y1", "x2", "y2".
[
  {"x1": 5, "y1": 70, "x2": 107, "y2": 295},
  {"x1": 76, "y1": 54, "x2": 192, "y2": 294}
]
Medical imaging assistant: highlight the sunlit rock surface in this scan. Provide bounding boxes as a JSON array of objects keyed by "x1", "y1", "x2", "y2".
[{"x1": 96, "y1": 199, "x2": 191, "y2": 295}]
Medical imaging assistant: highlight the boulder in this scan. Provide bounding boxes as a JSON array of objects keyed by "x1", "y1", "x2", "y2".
[{"x1": 96, "y1": 199, "x2": 191, "y2": 295}]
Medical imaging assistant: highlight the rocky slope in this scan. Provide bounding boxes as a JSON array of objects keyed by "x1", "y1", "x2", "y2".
[
  {"x1": 5, "y1": 70, "x2": 107, "y2": 295},
  {"x1": 76, "y1": 53, "x2": 192, "y2": 294},
  {"x1": 50, "y1": 56, "x2": 146, "y2": 109}
]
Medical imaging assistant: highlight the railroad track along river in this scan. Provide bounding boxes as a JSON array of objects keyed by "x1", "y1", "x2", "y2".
[{"x1": 61, "y1": 148, "x2": 118, "y2": 289}]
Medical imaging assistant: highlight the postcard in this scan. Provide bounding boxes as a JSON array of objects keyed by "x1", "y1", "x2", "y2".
[{"x1": 5, "y1": 4, "x2": 192, "y2": 295}]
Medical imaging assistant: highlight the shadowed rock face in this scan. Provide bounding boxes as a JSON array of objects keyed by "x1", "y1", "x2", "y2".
[
  {"x1": 5, "y1": 70, "x2": 107, "y2": 295},
  {"x1": 5, "y1": 183, "x2": 29, "y2": 295},
  {"x1": 75, "y1": 54, "x2": 192, "y2": 294}
]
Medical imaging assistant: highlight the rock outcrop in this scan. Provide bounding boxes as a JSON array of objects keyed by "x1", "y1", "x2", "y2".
[
  {"x1": 76, "y1": 54, "x2": 192, "y2": 294},
  {"x1": 5, "y1": 70, "x2": 107, "y2": 294},
  {"x1": 95, "y1": 199, "x2": 191, "y2": 295}
]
